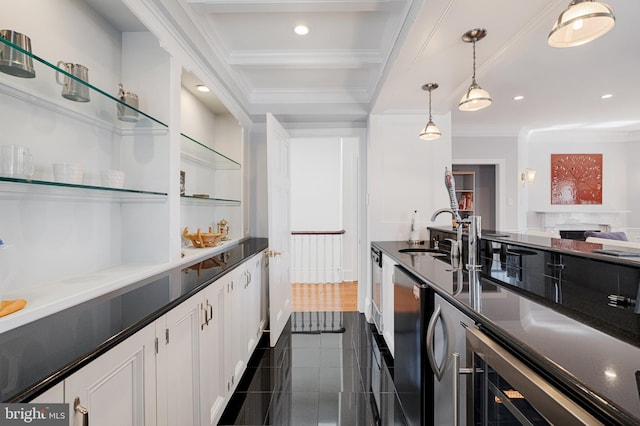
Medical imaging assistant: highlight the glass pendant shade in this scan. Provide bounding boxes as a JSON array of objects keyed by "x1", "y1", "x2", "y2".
[
  {"x1": 419, "y1": 82, "x2": 441, "y2": 140},
  {"x1": 459, "y1": 84, "x2": 492, "y2": 112},
  {"x1": 419, "y1": 120, "x2": 441, "y2": 140},
  {"x1": 548, "y1": 0, "x2": 615, "y2": 48},
  {"x1": 459, "y1": 29, "x2": 491, "y2": 112}
]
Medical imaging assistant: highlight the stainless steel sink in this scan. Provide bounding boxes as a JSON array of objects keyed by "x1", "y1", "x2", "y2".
[{"x1": 398, "y1": 248, "x2": 449, "y2": 257}]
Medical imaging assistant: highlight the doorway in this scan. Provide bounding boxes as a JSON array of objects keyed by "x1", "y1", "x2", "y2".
[
  {"x1": 453, "y1": 160, "x2": 504, "y2": 230},
  {"x1": 289, "y1": 135, "x2": 361, "y2": 309}
]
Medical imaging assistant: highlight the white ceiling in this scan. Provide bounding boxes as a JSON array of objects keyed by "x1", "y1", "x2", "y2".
[{"x1": 92, "y1": 0, "x2": 640, "y2": 135}]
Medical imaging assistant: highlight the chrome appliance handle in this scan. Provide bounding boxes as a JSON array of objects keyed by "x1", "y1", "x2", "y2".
[
  {"x1": 453, "y1": 352, "x2": 460, "y2": 426},
  {"x1": 465, "y1": 327, "x2": 603, "y2": 425},
  {"x1": 426, "y1": 304, "x2": 447, "y2": 381}
]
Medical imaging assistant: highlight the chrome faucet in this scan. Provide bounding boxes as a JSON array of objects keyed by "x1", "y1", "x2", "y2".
[
  {"x1": 431, "y1": 209, "x2": 483, "y2": 270},
  {"x1": 430, "y1": 208, "x2": 463, "y2": 260}
]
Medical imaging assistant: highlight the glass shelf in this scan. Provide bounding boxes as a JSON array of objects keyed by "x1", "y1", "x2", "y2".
[
  {"x1": 0, "y1": 36, "x2": 168, "y2": 133},
  {"x1": 180, "y1": 194, "x2": 240, "y2": 206},
  {"x1": 180, "y1": 133, "x2": 241, "y2": 170},
  {"x1": 0, "y1": 176, "x2": 167, "y2": 200}
]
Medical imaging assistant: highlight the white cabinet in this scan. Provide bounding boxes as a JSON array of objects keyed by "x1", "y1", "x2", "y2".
[
  {"x1": 65, "y1": 323, "x2": 157, "y2": 426},
  {"x1": 200, "y1": 280, "x2": 227, "y2": 426},
  {"x1": 381, "y1": 254, "x2": 397, "y2": 356},
  {"x1": 160, "y1": 292, "x2": 204, "y2": 426},
  {"x1": 221, "y1": 252, "x2": 266, "y2": 397},
  {"x1": 28, "y1": 382, "x2": 64, "y2": 403},
  {"x1": 22, "y1": 251, "x2": 264, "y2": 426},
  {"x1": 223, "y1": 267, "x2": 246, "y2": 396},
  {"x1": 244, "y1": 252, "x2": 265, "y2": 358},
  {"x1": 158, "y1": 255, "x2": 264, "y2": 426}
]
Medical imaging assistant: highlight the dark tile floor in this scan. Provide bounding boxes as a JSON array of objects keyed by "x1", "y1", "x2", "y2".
[{"x1": 218, "y1": 311, "x2": 408, "y2": 426}]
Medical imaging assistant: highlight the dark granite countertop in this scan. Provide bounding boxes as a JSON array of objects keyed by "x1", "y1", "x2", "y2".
[
  {"x1": 0, "y1": 238, "x2": 268, "y2": 403},
  {"x1": 373, "y1": 239, "x2": 640, "y2": 425}
]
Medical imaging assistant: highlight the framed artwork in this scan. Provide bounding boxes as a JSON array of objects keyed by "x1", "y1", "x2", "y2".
[{"x1": 551, "y1": 154, "x2": 602, "y2": 205}]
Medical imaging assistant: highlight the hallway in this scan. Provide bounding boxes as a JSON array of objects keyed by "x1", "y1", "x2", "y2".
[{"x1": 218, "y1": 310, "x2": 407, "y2": 425}]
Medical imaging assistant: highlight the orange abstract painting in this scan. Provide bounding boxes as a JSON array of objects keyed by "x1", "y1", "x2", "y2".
[{"x1": 551, "y1": 154, "x2": 602, "y2": 205}]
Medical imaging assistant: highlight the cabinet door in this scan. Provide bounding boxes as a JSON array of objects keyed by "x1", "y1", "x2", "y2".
[
  {"x1": 200, "y1": 280, "x2": 226, "y2": 426},
  {"x1": 245, "y1": 254, "x2": 263, "y2": 357},
  {"x1": 164, "y1": 292, "x2": 204, "y2": 426},
  {"x1": 28, "y1": 382, "x2": 64, "y2": 403},
  {"x1": 223, "y1": 267, "x2": 246, "y2": 395},
  {"x1": 65, "y1": 323, "x2": 156, "y2": 426}
]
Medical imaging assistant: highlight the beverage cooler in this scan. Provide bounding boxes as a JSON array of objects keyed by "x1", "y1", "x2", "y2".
[{"x1": 462, "y1": 326, "x2": 603, "y2": 425}]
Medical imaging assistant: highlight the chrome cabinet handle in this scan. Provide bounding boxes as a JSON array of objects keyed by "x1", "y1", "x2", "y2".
[
  {"x1": 201, "y1": 303, "x2": 208, "y2": 329},
  {"x1": 426, "y1": 304, "x2": 447, "y2": 381},
  {"x1": 74, "y1": 397, "x2": 89, "y2": 426},
  {"x1": 207, "y1": 300, "x2": 213, "y2": 323}
]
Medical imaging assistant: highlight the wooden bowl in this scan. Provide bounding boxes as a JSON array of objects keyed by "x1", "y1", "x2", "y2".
[{"x1": 183, "y1": 226, "x2": 228, "y2": 248}]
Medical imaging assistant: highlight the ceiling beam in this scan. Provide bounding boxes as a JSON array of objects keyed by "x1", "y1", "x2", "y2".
[
  {"x1": 188, "y1": 0, "x2": 404, "y2": 14},
  {"x1": 227, "y1": 50, "x2": 383, "y2": 68}
]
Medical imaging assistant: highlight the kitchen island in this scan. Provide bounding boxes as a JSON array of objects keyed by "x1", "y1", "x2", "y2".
[{"x1": 374, "y1": 231, "x2": 640, "y2": 425}]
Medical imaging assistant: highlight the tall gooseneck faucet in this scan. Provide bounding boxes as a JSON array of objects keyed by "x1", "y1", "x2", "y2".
[{"x1": 431, "y1": 168, "x2": 482, "y2": 270}]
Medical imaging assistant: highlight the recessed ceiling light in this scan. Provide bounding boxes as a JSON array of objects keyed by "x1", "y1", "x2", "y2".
[
  {"x1": 601, "y1": 93, "x2": 613, "y2": 99},
  {"x1": 196, "y1": 84, "x2": 210, "y2": 93},
  {"x1": 294, "y1": 25, "x2": 309, "y2": 36},
  {"x1": 513, "y1": 95, "x2": 525, "y2": 101}
]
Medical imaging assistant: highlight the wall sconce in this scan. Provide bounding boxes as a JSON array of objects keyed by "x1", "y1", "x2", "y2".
[
  {"x1": 419, "y1": 83, "x2": 441, "y2": 140},
  {"x1": 459, "y1": 28, "x2": 492, "y2": 112},
  {"x1": 521, "y1": 168, "x2": 536, "y2": 185},
  {"x1": 548, "y1": 0, "x2": 615, "y2": 48}
]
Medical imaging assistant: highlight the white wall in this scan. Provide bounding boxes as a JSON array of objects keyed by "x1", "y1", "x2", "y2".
[
  {"x1": 368, "y1": 113, "x2": 452, "y2": 242},
  {"x1": 179, "y1": 88, "x2": 244, "y2": 240},
  {"x1": 452, "y1": 135, "x2": 518, "y2": 231},
  {"x1": 290, "y1": 138, "x2": 342, "y2": 231},
  {"x1": 248, "y1": 125, "x2": 268, "y2": 238},
  {"x1": 628, "y1": 140, "x2": 640, "y2": 231},
  {"x1": 181, "y1": 89, "x2": 216, "y2": 145},
  {"x1": 521, "y1": 130, "x2": 634, "y2": 232}
]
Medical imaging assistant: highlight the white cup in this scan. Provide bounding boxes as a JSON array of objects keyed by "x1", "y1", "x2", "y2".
[
  {"x1": 100, "y1": 170, "x2": 125, "y2": 188},
  {"x1": 1, "y1": 145, "x2": 33, "y2": 178},
  {"x1": 52, "y1": 163, "x2": 84, "y2": 184}
]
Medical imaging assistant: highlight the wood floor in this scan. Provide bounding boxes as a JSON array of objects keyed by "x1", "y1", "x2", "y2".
[{"x1": 291, "y1": 281, "x2": 358, "y2": 312}]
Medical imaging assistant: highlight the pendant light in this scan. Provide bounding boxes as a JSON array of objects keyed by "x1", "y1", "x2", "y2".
[
  {"x1": 548, "y1": 0, "x2": 615, "y2": 48},
  {"x1": 419, "y1": 83, "x2": 441, "y2": 140},
  {"x1": 459, "y1": 28, "x2": 492, "y2": 112}
]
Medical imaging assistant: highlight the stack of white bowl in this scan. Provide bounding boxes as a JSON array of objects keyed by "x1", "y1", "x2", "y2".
[
  {"x1": 100, "y1": 170, "x2": 125, "y2": 188},
  {"x1": 52, "y1": 163, "x2": 84, "y2": 184}
]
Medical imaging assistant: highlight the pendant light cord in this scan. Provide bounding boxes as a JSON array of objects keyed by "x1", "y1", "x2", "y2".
[
  {"x1": 428, "y1": 88, "x2": 433, "y2": 121},
  {"x1": 471, "y1": 38, "x2": 477, "y2": 86}
]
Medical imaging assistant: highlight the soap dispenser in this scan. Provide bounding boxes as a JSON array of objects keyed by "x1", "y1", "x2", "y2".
[{"x1": 409, "y1": 210, "x2": 420, "y2": 245}]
